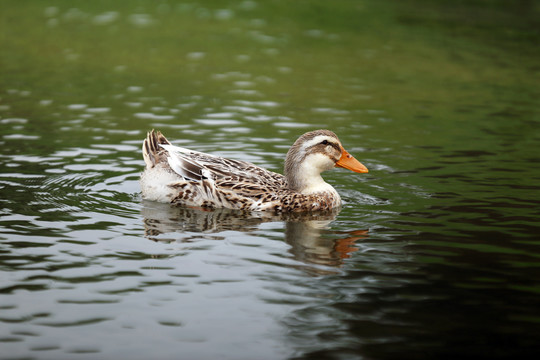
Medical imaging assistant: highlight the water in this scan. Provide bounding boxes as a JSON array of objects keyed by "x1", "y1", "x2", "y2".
[{"x1": 1, "y1": 1, "x2": 539, "y2": 359}]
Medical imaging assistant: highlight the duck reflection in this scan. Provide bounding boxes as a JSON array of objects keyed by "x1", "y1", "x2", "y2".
[
  {"x1": 141, "y1": 200, "x2": 368, "y2": 268},
  {"x1": 285, "y1": 220, "x2": 368, "y2": 267}
]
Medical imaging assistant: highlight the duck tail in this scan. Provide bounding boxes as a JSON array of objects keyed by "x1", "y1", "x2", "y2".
[{"x1": 142, "y1": 129, "x2": 171, "y2": 168}]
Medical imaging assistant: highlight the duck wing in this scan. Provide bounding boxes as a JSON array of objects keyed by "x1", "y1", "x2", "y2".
[{"x1": 160, "y1": 144, "x2": 287, "y2": 187}]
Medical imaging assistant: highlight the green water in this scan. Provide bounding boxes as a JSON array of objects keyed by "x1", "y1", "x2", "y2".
[{"x1": 1, "y1": 1, "x2": 539, "y2": 359}]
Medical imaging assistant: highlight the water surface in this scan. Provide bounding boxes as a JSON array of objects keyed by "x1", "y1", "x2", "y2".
[{"x1": 1, "y1": 1, "x2": 539, "y2": 359}]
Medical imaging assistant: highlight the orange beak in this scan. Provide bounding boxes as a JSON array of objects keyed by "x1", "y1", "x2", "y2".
[{"x1": 336, "y1": 148, "x2": 369, "y2": 173}]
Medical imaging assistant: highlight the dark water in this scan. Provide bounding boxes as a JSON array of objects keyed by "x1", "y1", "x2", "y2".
[{"x1": 1, "y1": 1, "x2": 540, "y2": 359}]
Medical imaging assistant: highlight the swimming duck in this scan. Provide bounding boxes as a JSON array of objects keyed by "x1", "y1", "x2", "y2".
[{"x1": 141, "y1": 129, "x2": 368, "y2": 212}]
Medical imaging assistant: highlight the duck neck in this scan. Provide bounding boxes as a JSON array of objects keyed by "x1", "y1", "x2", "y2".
[{"x1": 285, "y1": 159, "x2": 333, "y2": 194}]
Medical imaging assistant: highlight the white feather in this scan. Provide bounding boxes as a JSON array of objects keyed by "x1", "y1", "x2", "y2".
[
  {"x1": 295, "y1": 153, "x2": 337, "y2": 194},
  {"x1": 300, "y1": 135, "x2": 334, "y2": 150},
  {"x1": 161, "y1": 144, "x2": 203, "y2": 180}
]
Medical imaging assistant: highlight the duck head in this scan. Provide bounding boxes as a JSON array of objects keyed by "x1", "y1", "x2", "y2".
[{"x1": 284, "y1": 130, "x2": 368, "y2": 193}]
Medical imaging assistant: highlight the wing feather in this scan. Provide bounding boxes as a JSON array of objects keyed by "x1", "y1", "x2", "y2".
[
  {"x1": 159, "y1": 143, "x2": 287, "y2": 187},
  {"x1": 161, "y1": 144, "x2": 204, "y2": 181}
]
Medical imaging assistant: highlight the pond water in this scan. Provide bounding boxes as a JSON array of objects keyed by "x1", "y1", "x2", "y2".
[{"x1": 1, "y1": 1, "x2": 539, "y2": 359}]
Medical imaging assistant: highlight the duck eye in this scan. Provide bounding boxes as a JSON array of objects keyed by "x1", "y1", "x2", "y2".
[{"x1": 321, "y1": 140, "x2": 329, "y2": 145}]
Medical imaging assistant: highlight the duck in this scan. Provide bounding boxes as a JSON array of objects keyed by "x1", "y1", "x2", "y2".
[{"x1": 140, "y1": 129, "x2": 368, "y2": 212}]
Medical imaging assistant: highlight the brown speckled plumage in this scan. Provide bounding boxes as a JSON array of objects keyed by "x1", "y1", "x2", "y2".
[{"x1": 140, "y1": 129, "x2": 367, "y2": 212}]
